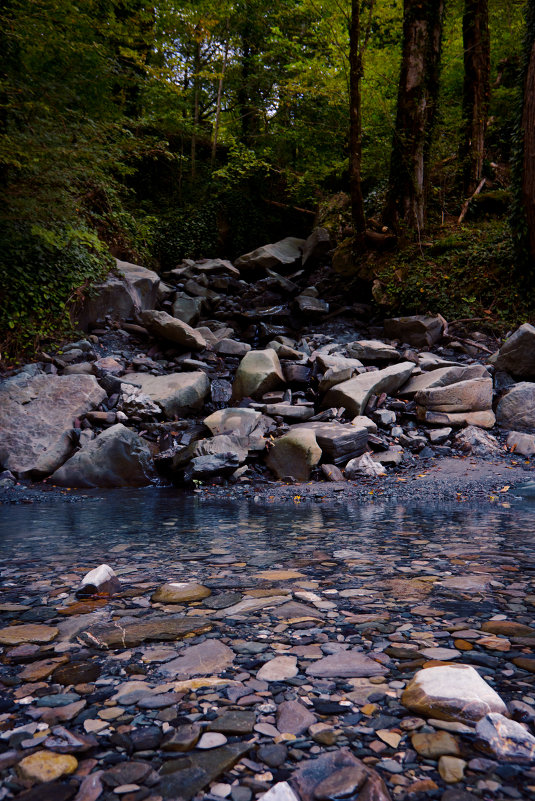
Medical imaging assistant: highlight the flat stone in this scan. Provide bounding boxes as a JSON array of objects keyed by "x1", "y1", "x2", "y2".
[
  {"x1": 102, "y1": 761, "x2": 152, "y2": 788},
  {"x1": 276, "y1": 700, "x2": 316, "y2": 735},
  {"x1": 313, "y1": 765, "x2": 368, "y2": 799},
  {"x1": 17, "y1": 750, "x2": 78, "y2": 783},
  {"x1": 419, "y1": 647, "x2": 461, "y2": 661},
  {"x1": 0, "y1": 624, "x2": 58, "y2": 646},
  {"x1": 213, "y1": 596, "x2": 288, "y2": 618},
  {"x1": 207, "y1": 711, "x2": 255, "y2": 735},
  {"x1": 79, "y1": 615, "x2": 211, "y2": 649},
  {"x1": 122, "y1": 371, "x2": 209, "y2": 417},
  {"x1": 232, "y1": 349, "x2": 285, "y2": 401},
  {"x1": 347, "y1": 339, "x2": 400, "y2": 362},
  {"x1": 257, "y1": 656, "x2": 298, "y2": 681},
  {"x1": 322, "y1": 362, "x2": 415, "y2": 417},
  {"x1": 415, "y1": 378, "x2": 493, "y2": 412},
  {"x1": 306, "y1": 650, "x2": 388, "y2": 678},
  {"x1": 172, "y1": 293, "x2": 203, "y2": 326},
  {"x1": 159, "y1": 742, "x2": 251, "y2": 800},
  {"x1": 417, "y1": 409, "x2": 496, "y2": 428},
  {"x1": 345, "y1": 452, "x2": 386, "y2": 478},
  {"x1": 400, "y1": 365, "x2": 489, "y2": 398},
  {"x1": 440, "y1": 575, "x2": 492, "y2": 592},
  {"x1": 141, "y1": 310, "x2": 207, "y2": 350},
  {"x1": 482, "y1": 620, "x2": 535, "y2": 637},
  {"x1": 162, "y1": 723, "x2": 202, "y2": 752},
  {"x1": 253, "y1": 569, "x2": 304, "y2": 580},
  {"x1": 159, "y1": 640, "x2": 234, "y2": 677},
  {"x1": 137, "y1": 691, "x2": 183, "y2": 709},
  {"x1": 476, "y1": 712, "x2": 535, "y2": 763},
  {"x1": 152, "y1": 582, "x2": 211, "y2": 604},
  {"x1": 401, "y1": 665, "x2": 507, "y2": 723},
  {"x1": 411, "y1": 731, "x2": 461, "y2": 758}
]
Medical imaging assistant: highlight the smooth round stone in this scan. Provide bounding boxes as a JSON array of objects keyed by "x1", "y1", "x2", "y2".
[
  {"x1": 211, "y1": 783, "x2": 232, "y2": 798},
  {"x1": 438, "y1": 755, "x2": 466, "y2": 783},
  {"x1": 196, "y1": 732, "x2": 228, "y2": 749},
  {"x1": 257, "y1": 656, "x2": 298, "y2": 682},
  {"x1": 17, "y1": 750, "x2": 78, "y2": 783},
  {"x1": 151, "y1": 582, "x2": 211, "y2": 604}
]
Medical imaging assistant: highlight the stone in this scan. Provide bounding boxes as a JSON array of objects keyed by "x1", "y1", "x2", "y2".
[
  {"x1": 76, "y1": 259, "x2": 160, "y2": 330},
  {"x1": 306, "y1": 650, "x2": 388, "y2": 678},
  {"x1": 212, "y1": 595, "x2": 288, "y2": 618},
  {"x1": 0, "y1": 372, "x2": 106, "y2": 477},
  {"x1": 197, "y1": 732, "x2": 228, "y2": 749},
  {"x1": 102, "y1": 761, "x2": 152, "y2": 788},
  {"x1": 17, "y1": 750, "x2": 78, "y2": 783},
  {"x1": 117, "y1": 383, "x2": 161, "y2": 419},
  {"x1": 496, "y1": 382, "x2": 535, "y2": 432},
  {"x1": 313, "y1": 765, "x2": 368, "y2": 799},
  {"x1": 415, "y1": 378, "x2": 493, "y2": 413},
  {"x1": 291, "y1": 421, "x2": 368, "y2": 465},
  {"x1": 295, "y1": 295, "x2": 329, "y2": 315},
  {"x1": 399, "y1": 365, "x2": 489, "y2": 398},
  {"x1": 351, "y1": 415, "x2": 377, "y2": 432},
  {"x1": 347, "y1": 340, "x2": 400, "y2": 362},
  {"x1": 372, "y1": 445, "x2": 403, "y2": 466},
  {"x1": 141, "y1": 309, "x2": 207, "y2": 349},
  {"x1": 345, "y1": 452, "x2": 387, "y2": 478},
  {"x1": 314, "y1": 353, "x2": 363, "y2": 373},
  {"x1": 0, "y1": 623, "x2": 58, "y2": 645},
  {"x1": 453, "y1": 426, "x2": 500, "y2": 456},
  {"x1": 322, "y1": 362, "x2": 415, "y2": 417},
  {"x1": 320, "y1": 463, "x2": 345, "y2": 481},
  {"x1": 159, "y1": 742, "x2": 251, "y2": 801},
  {"x1": 185, "y1": 452, "x2": 241, "y2": 480},
  {"x1": 429, "y1": 427, "x2": 452, "y2": 444},
  {"x1": 506, "y1": 430, "x2": 535, "y2": 456},
  {"x1": 204, "y1": 408, "x2": 262, "y2": 437},
  {"x1": 76, "y1": 563, "x2": 121, "y2": 597},
  {"x1": 50, "y1": 424, "x2": 154, "y2": 488},
  {"x1": 438, "y1": 755, "x2": 466, "y2": 783},
  {"x1": 257, "y1": 656, "x2": 298, "y2": 681},
  {"x1": 494, "y1": 323, "x2": 535, "y2": 379},
  {"x1": 384, "y1": 315, "x2": 445, "y2": 347},
  {"x1": 152, "y1": 582, "x2": 211, "y2": 603},
  {"x1": 207, "y1": 711, "x2": 255, "y2": 735},
  {"x1": 235, "y1": 237, "x2": 305, "y2": 272},
  {"x1": 440, "y1": 575, "x2": 491, "y2": 592},
  {"x1": 159, "y1": 640, "x2": 234, "y2": 677},
  {"x1": 475, "y1": 712, "x2": 535, "y2": 763},
  {"x1": 172, "y1": 292, "x2": 204, "y2": 326},
  {"x1": 411, "y1": 731, "x2": 461, "y2": 758},
  {"x1": 302, "y1": 227, "x2": 331, "y2": 267},
  {"x1": 215, "y1": 339, "x2": 251, "y2": 357},
  {"x1": 79, "y1": 615, "x2": 211, "y2": 649},
  {"x1": 162, "y1": 723, "x2": 202, "y2": 752},
  {"x1": 291, "y1": 749, "x2": 390, "y2": 801},
  {"x1": 401, "y1": 665, "x2": 507, "y2": 723},
  {"x1": 53, "y1": 661, "x2": 101, "y2": 686},
  {"x1": 19, "y1": 656, "x2": 68, "y2": 681},
  {"x1": 266, "y1": 429, "x2": 321, "y2": 481},
  {"x1": 232, "y1": 349, "x2": 285, "y2": 401},
  {"x1": 276, "y1": 700, "x2": 316, "y2": 735},
  {"x1": 263, "y1": 403, "x2": 315, "y2": 421},
  {"x1": 481, "y1": 620, "x2": 535, "y2": 636},
  {"x1": 122, "y1": 371, "x2": 209, "y2": 417},
  {"x1": 417, "y1": 409, "x2": 496, "y2": 429}
]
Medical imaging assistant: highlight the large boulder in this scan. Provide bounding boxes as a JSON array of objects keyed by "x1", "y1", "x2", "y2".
[
  {"x1": 496, "y1": 382, "x2": 535, "y2": 431},
  {"x1": 204, "y1": 408, "x2": 262, "y2": 437},
  {"x1": 384, "y1": 315, "x2": 445, "y2": 347},
  {"x1": 291, "y1": 422, "x2": 368, "y2": 465},
  {"x1": 266, "y1": 429, "x2": 321, "y2": 481},
  {"x1": 0, "y1": 372, "x2": 106, "y2": 477},
  {"x1": 321, "y1": 362, "x2": 415, "y2": 417},
  {"x1": 49, "y1": 424, "x2": 154, "y2": 488},
  {"x1": 302, "y1": 227, "x2": 331, "y2": 268},
  {"x1": 494, "y1": 323, "x2": 535, "y2": 379},
  {"x1": 172, "y1": 293, "x2": 204, "y2": 326},
  {"x1": 414, "y1": 377, "x2": 493, "y2": 413},
  {"x1": 75, "y1": 260, "x2": 160, "y2": 330},
  {"x1": 235, "y1": 237, "x2": 305, "y2": 272},
  {"x1": 399, "y1": 364, "x2": 489, "y2": 398},
  {"x1": 122, "y1": 372, "x2": 209, "y2": 418},
  {"x1": 141, "y1": 310, "x2": 207, "y2": 350},
  {"x1": 232, "y1": 349, "x2": 285, "y2": 400}
]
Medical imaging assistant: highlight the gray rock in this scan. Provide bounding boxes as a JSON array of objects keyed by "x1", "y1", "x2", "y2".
[
  {"x1": 306, "y1": 650, "x2": 388, "y2": 678},
  {"x1": 314, "y1": 353, "x2": 363, "y2": 373},
  {"x1": 453, "y1": 426, "x2": 500, "y2": 456},
  {"x1": 172, "y1": 293, "x2": 203, "y2": 326},
  {"x1": 496, "y1": 382, "x2": 535, "y2": 432},
  {"x1": 232, "y1": 349, "x2": 285, "y2": 401},
  {"x1": 263, "y1": 403, "x2": 315, "y2": 421},
  {"x1": 372, "y1": 445, "x2": 403, "y2": 466},
  {"x1": 417, "y1": 409, "x2": 496, "y2": 429},
  {"x1": 79, "y1": 615, "x2": 211, "y2": 649},
  {"x1": 428, "y1": 427, "x2": 452, "y2": 444},
  {"x1": 494, "y1": 323, "x2": 535, "y2": 379},
  {"x1": 160, "y1": 640, "x2": 234, "y2": 677},
  {"x1": 476, "y1": 712, "x2": 535, "y2": 763},
  {"x1": 122, "y1": 372, "x2": 209, "y2": 418},
  {"x1": 345, "y1": 452, "x2": 386, "y2": 478},
  {"x1": 506, "y1": 430, "x2": 535, "y2": 456},
  {"x1": 318, "y1": 366, "x2": 359, "y2": 393},
  {"x1": 302, "y1": 227, "x2": 331, "y2": 268},
  {"x1": 291, "y1": 421, "x2": 368, "y2": 465},
  {"x1": 291, "y1": 748, "x2": 391, "y2": 801},
  {"x1": 266, "y1": 429, "x2": 321, "y2": 481},
  {"x1": 399, "y1": 365, "x2": 489, "y2": 398},
  {"x1": 295, "y1": 295, "x2": 329, "y2": 315},
  {"x1": 204, "y1": 408, "x2": 262, "y2": 437},
  {"x1": 185, "y1": 453, "x2": 241, "y2": 480},
  {"x1": 49, "y1": 424, "x2": 154, "y2": 488},
  {"x1": 159, "y1": 742, "x2": 251, "y2": 801},
  {"x1": 347, "y1": 340, "x2": 400, "y2": 362},
  {"x1": 141, "y1": 310, "x2": 207, "y2": 350},
  {"x1": 276, "y1": 700, "x2": 316, "y2": 735},
  {"x1": 322, "y1": 362, "x2": 415, "y2": 417},
  {"x1": 0, "y1": 372, "x2": 106, "y2": 477},
  {"x1": 75, "y1": 260, "x2": 160, "y2": 330},
  {"x1": 215, "y1": 339, "x2": 251, "y2": 357},
  {"x1": 415, "y1": 377, "x2": 493, "y2": 413},
  {"x1": 235, "y1": 237, "x2": 305, "y2": 272},
  {"x1": 384, "y1": 315, "x2": 445, "y2": 347}
]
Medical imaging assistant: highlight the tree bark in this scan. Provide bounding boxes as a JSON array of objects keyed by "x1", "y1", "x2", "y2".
[
  {"x1": 459, "y1": 0, "x2": 490, "y2": 196},
  {"x1": 523, "y1": 36, "x2": 535, "y2": 262},
  {"x1": 349, "y1": 0, "x2": 366, "y2": 235},
  {"x1": 384, "y1": 0, "x2": 445, "y2": 234},
  {"x1": 191, "y1": 36, "x2": 200, "y2": 179}
]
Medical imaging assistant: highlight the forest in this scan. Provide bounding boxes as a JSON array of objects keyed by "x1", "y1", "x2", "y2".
[{"x1": 0, "y1": 0, "x2": 534, "y2": 359}]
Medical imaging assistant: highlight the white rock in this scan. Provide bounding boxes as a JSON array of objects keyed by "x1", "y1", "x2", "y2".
[{"x1": 257, "y1": 656, "x2": 298, "y2": 682}]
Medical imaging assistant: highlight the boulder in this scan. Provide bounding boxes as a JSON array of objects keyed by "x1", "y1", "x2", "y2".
[
  {"x1": 401, "y1": 664, "x2": 507, "y2": 724},
  {"x1": 49, "y1": 424, "x2": 155, "y2": 488},
  {"x1": 322, "y1": 362, "x2": 415, "y2": 417},
  {"x1": 399, "y1": 365, "x2": 489, "y2": 398},
  {"x1": 204, "y1": 408, "x2": 263, "y2": 437},
  {"x1": 453, "y1": 426, "x2": 500, "y2": 456},
  {"x1": 295, "y1": 295, "x2": 329, "y2": 315},
  {"x1": 496, "y1": 382, "x2": 535, "y2": 432},
  {"x1": 476, "y1": 713, "x2": 535, "y2": 763},
  {"x1": 235, "y1": 237, "x2": 305, "y2": 272},
  {"x1": 214, "y1": 339, "x2": 251, "y2": 357},
  {"x1": 314, "y1": 353, "x2": 363, "y2": 373},
  {"x1": 172, "y1": 293, "x2": 204, "y2": 326},
  {"x1": 266, "y1": 429, "x2": 321, "y2": 481},
  {"x1": 169, "y1": 435, "x2": 248, "y2": 473},
  {"x1": 302, "y1": 227, "x2": 331, "y2": 268},
  {"x1": 384, "y1": 315, "x2": 445, "y2": 347},
  {"x1": 141, "y1": 310, "x2": 207, "y2": 350},
  {"x1": 122, "y1": 372, "x2": 209, "y2": 418},
  {"x1": 232, "y1": 349, "x2": 285, "y2": 400},
  {"x1": 417, "y1": 409, "x2": 496, "y2": 429},
  {"x1": 0, "y1": 372, "x2": 106, "y2": 477},
  {"x1": 494, "y1": 323, "x2": 535, "y2": 379},
  {"x1": 291, "y1": 422, "x2": 368, "y2": 465},
  {"x1": 506, "y1": 430, "x2": 535, "y2": 456},
  {"x1": 76, "y1": 260, "x2": 160, "y2": 330},
  {"x1": 347, "y1": 340, "x2": 400, "y2": 362},
  {"x1": 415, "y1": 377, "x2": 493, "y2": 413}
]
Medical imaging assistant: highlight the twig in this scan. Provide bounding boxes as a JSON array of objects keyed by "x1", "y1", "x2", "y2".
[{"x1": 458, "y1": 178, "x2": 486, "y2": 223}]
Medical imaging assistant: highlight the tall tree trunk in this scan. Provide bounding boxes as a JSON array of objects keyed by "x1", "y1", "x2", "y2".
[
  {"x1": 522, "y1": 33, "x2": 535, "y2": 262},
  {"x1": 349, "y1": 0, "x2": 366, "y2": 235},
  {"x1": 212, "y1": 29, "x2": 229, "y2": 167},
  {"x1": 459, "y1": 0, "x2": 490, "y2": 196},
  {"x1": 191, "y1": 37, "x2": 200, "y2": 179},
  {"x1": 384, "y1": 0, "x2": 445, "y2": 234}
]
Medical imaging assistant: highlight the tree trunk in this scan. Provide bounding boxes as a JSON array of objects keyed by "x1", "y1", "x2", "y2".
[
  {"x1": 349, "y1": 0, "x2": 366, "y2": 235},
  {"x1": 384, "y1": 0, "x2": 445, "y2": 234},
  {"x1": 459, "y1": 0, "x2": 490, "y2": 196},
  {"x1": 523, "y1": 35, "x2": 535, "y2": 262},
  {"x1": 212, "y1": 30, "x2": 229, "y2": 167},
  {"x1": 191, "y1": 37, "x2": 200, "y2": 179}
]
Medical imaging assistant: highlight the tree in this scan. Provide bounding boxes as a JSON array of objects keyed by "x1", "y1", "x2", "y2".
[
  {"x1": 459, "y1": 0, "x2": 490, "y2": 196},
  {"x1": 521, "y1": 0, "x2": 535, "y2": 264},
  {"x1": 383, "y1": 0, "x2": 445, "y2": 235},
  {"x1": 349, "y1": 0, "x2": 367, "y2": 236}
]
